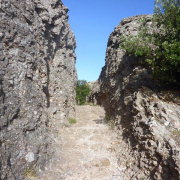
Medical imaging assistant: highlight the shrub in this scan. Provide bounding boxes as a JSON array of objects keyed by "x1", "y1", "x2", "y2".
[{"x1": 120, "y1": 0, "x2": 180, "y2": 86}]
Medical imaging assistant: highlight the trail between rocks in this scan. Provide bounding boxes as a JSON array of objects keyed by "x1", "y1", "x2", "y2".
[{"x1": 39, "y1": 105, "x2": 122, "y2": 180}]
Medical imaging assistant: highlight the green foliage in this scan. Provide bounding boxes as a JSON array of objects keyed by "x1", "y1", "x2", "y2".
[
  {"x1": 76, "y1": 80, "x2": 91, "y2": 105},
  {"x1": 120, "y1": 0, "x2": 180, "y2": 86},
  {"x1": 68, "y1": 117, "x2": 77, "y2": 124}
]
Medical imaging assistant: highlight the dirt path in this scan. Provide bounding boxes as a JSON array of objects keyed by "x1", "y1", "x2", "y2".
[{"x1": 38, "y1": 105, "x2": 123, "y2": 180}]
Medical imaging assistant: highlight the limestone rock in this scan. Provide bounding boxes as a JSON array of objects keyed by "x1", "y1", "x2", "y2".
[{"x1": 0, "y1": 0, "x2": 77, "y2": 179}]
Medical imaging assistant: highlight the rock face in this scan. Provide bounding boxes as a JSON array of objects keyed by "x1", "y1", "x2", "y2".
[
  {"x1": 0, "y1": 0, "x2": 77, "y2": 179},
  {"x1": 90, "y1": 15, "x2": 180, "y2": 179},
  {"x1": 87, "y1": 81, "x2": 100, "y2": 105}
]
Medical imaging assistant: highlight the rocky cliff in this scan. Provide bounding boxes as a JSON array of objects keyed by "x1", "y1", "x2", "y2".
[
  {"x1": 0, "y1": 0, "x2": 77, "y2": 179},
  {"x1": 89, "y1": 15, "x2": 180, "y2": 180}
]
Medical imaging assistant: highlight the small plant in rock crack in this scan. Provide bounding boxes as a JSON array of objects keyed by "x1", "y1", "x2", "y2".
[
  {"x1": 105, "y1": 114, "x2": 110, "y2": 121},
  {"x1": 24, "y1": 167, "x2": 37, "y2": 178},
  {"x1": 68, "y1": 117, "x2": 77, "y2": 124},
  {"x1": 108, "y1": 121, "x2": 115, "y2": 130},
  {"x1": 172, "y1": 128, "x2": 180, "y2": 136},
  {"x1": 140, "y1": 178, "x2": 145, "y2": 180}
]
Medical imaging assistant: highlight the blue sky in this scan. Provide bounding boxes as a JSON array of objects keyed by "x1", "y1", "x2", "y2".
[{"x1": 63, "y1": 0, "x2": 155, "y2": 82}]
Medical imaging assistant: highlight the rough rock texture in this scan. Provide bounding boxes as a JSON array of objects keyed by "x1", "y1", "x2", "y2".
[
  {"x1": 89, "y1": 15, "x2": 180, "y2": 180},
  {"x1": 0, "y1": 0, "x2": 77, "y2": 179},
  {"x1": 87, "y1": 81, "x2": 97, "y2": 90},
  {"x1": 88, "y1": 81, "x2": 100, "y2": 105}
]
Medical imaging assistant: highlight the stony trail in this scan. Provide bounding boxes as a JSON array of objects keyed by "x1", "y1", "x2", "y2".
[{"x1": 38, "y1": 105, "x2": 123, "y2": 180}]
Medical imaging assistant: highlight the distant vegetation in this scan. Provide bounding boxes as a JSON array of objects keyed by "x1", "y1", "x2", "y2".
[
  {"x1": 120, "y1": 0, "x2": 180, "y2": 86},
  {"x1": 76, "y1": 80, "x2": 91, "y2": 105}
]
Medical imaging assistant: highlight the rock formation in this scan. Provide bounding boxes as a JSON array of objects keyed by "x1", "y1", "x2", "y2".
[
  {"x1": 87, "y1": 81, "x2": 99, "y2": 105},
  {"x1": 89, "y1": 15, "x2": 180, "y2": 180},
  {"x1": 0, "y1": 0, "x2": 77, "y2": 179}
]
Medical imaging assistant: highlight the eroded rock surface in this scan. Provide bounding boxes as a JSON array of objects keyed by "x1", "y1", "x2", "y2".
[
  {"x1": 88, "y1": 80, "x2": 100, "y2": 105},
  {"x1": 0, "y1": 0, "x2": 77, "y2": 179},
  {"x1": 89, "y1": 15, "x2": 180, "y2": 179}
]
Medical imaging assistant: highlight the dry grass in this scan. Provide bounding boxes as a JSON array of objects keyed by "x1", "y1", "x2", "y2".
[{"x1": 24, "y1": 167, "x2": 37, "y2": 179}]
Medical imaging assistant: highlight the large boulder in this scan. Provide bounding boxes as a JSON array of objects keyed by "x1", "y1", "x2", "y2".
[
  {"x1": 90, "y1": 15, "x2": 180, "y2": 179},
  {"x1": 0, "y1": 0, "x2": 77, "y2": 179}
]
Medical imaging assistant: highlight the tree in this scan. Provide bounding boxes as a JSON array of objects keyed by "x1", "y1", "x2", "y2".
[
  {"x1": 76, "y1": 80, "x2": 91, "y2": 105},
  {"x1": 120, "y1": 0, "x2": 180, "y2": 86}
]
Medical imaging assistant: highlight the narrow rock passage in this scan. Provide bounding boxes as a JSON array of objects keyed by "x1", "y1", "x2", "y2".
[{"x1": 39, "y1": 105, "x2": 122, "y2": 180}]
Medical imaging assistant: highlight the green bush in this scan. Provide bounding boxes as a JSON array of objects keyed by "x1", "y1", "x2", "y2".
[
  {"x1": 76, "y1": 80, "x2": 91, "y2": 105},
  {"x1": 120, "y1": 0, "x2": 180, "y2": 86}
]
